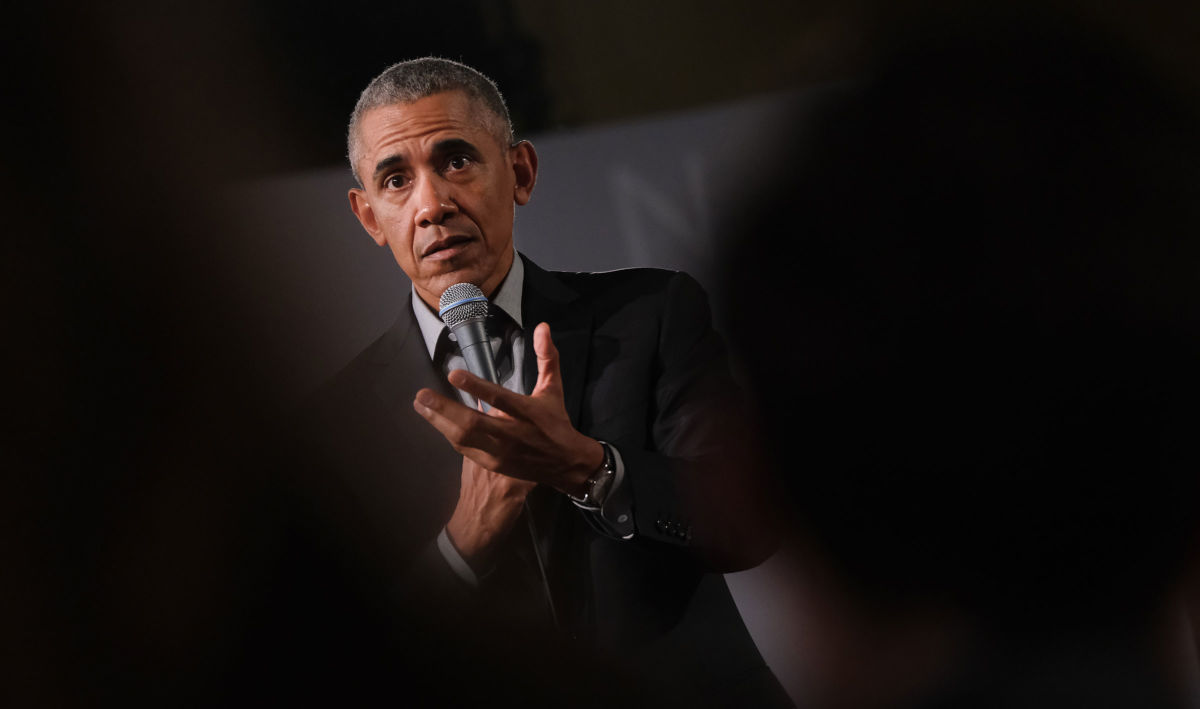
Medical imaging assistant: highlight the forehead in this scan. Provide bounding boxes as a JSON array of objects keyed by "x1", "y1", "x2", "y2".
[{"x1": 356, "y1": 91, "x2": 501, "y2": 163}]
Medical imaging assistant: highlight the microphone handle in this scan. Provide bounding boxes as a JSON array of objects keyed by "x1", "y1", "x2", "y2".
[{"x1": 449, "y1": 318, "x2": 499, "y2": 411}]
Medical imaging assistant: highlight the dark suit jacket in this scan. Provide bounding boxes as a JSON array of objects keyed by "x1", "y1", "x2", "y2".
[{"x1": 293, "y1": 255, "x2": 789, "y2": 707}]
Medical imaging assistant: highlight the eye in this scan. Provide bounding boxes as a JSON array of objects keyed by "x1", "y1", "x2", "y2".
[
  {"x1": 384, "y1": 173, "x2": 408, "y2": 189},
  {"x1": 446, "y1": 154, "x2": 473, "y2": 171}
]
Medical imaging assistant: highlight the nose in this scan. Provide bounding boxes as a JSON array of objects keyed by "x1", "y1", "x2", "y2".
[{"x1": 413, "y1": 174, "x2": 457, "y2": 228}]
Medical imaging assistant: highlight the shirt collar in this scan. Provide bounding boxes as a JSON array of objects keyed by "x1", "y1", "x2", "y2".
[{"x1": 411, "y1": 252, "x2": 525, "y2": 360}]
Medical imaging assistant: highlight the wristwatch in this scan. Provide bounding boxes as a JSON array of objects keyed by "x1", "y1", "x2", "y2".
[{"x1": 567, "y1": 441, "x2": 615, "y2": 511}]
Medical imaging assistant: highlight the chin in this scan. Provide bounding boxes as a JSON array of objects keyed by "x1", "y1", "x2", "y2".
[
  {"x1": 423, "y1": 270, "x2": 480, "y2": 297},
  {"x1": 452, "y1": 261, "x2": 498, "y2": 285},
  {"x1": 421, "y1": 256, "x2": 505, "y2": 297}
]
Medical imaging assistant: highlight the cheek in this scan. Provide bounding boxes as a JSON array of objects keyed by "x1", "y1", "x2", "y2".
[
  {"x1": 381, "y1": 228, "x2": 419, "y2": 269},
  {"x1": 479, "y1": 196, "x2": 515, "y2": 241},
  {"x1": 379, "y1": 215, "x2": 416, "y2": 248}
]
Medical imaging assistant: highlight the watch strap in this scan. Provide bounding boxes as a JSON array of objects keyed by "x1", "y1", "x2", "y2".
[{"x1": 567, "y1": 441, "x2": 615, "y2": 511}]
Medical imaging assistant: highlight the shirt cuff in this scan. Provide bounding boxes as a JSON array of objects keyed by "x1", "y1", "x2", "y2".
[
  {"x1": 436, "y1": 527, "x2": 480, "y2": 587},
  {"x1": 571, "y1": 444, "x2": 636, "y2": 539}
]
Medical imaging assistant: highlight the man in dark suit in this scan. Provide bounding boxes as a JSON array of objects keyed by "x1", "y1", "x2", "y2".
[{"x1": 298, "y1": 57, "x2": 788, "y2": 707}]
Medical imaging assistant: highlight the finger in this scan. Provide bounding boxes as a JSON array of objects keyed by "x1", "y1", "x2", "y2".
[
  {"x1": 456, "y1": 444, "x2": 504, "y2": 474},
  {"x1": 413, "y1": 388, "x2": 509, "y2": 452},
  {"x1": 446, "y1": 369, "x2": 532, "y2": 419},
  {"x1": 461, "y1": 455, "x2": 538, "y2": 490},
  {"x1": 532, "y1": 322, "x2": 563, "y2": 396},
  {"x1": 459, "y1": 445, "x2": 540, "y2": 485}
]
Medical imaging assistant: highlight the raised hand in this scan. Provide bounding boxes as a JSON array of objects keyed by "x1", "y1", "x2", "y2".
[{"x1": 413, "y1": 322, "x2": 602, "y2": 497}]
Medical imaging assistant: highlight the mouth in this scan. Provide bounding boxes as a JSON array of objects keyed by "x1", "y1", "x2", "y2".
[{"x1": 422, "y1": 234, "x2": 475, "y2": 260}]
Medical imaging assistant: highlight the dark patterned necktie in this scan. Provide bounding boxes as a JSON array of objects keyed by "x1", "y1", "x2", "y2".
[
  {"x1": 434, "y1": 308, "x2": 518, "y2": 403},
  {"x1": 440, "y1": 308, "x2": 564, "y2": 630},
  {"x1": 486, "y1": 308, "x2": 517, "y2": 391},
  {"x1": 485, "y1": 309, "x2": 567, "y2": 629}
]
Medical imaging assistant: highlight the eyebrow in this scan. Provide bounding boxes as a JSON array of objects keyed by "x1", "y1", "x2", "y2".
[
  {"x1": 370, "y1": 138, "x2": 484, "y2": 184},
  {"x1": 372, "y1": 154, "x2": 406, "y2": 183},
  {"x1": 431, "y1": 138, "x2": 482, "y2": 160}
]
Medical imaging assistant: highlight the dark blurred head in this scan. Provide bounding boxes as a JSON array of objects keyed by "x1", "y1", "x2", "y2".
[{"x1": 728, "y1": 14, "x2": 1200, "y2": 628}]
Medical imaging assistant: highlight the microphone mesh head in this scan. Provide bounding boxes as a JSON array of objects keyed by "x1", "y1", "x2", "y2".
[{"x1": 438, "y1": 282, "x2": 489, "y2": 327}]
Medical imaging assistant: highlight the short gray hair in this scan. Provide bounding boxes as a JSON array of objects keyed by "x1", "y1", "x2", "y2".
[{"x1": 347, "y1": 57, "x2": 514, "y2": 185}]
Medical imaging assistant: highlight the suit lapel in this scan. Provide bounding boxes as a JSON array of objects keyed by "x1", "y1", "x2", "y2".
[
  {"x1": 520, "y1": 254, "x2": 593, "y2": 430},
  {"x1": 369, "y1": 292, "x2": 459, "y2": 410},
  {"x1": 369, "y1": 294, "x2": 463, "y2": 520}
]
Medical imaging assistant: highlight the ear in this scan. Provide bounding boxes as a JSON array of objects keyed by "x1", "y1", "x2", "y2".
[
  {"x1": 509, "y1": 140, "x2": 538, "y2": 206},
  {"x1": 348, "y1": 188, "x2": 386, "y2": 246}
]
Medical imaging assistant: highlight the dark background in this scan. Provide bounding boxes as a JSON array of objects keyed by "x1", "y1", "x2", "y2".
[{"x1": 6, "y1": 1, "x2": 1200, "y2": 705}]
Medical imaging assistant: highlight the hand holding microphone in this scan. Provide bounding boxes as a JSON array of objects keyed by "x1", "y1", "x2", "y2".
[
  {"x1": 433, "y1": 282, "x2": 530, "y2": 562},
  {"x1": 437, "y1": 282, "x2": 500, "y2": 410}
]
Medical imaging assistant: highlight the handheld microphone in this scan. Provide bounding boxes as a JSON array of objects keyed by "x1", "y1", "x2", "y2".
[{"x1": 438, "y1": 283, "x2": 499, "y2": 409}]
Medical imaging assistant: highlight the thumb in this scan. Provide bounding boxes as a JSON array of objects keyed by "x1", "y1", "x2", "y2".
[{"x1": 531, "y1": 322, "x2": 563, "y2": 397}]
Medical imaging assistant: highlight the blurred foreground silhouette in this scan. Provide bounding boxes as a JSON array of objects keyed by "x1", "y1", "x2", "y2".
[{"x1": 726, "y1": 7, "x2": 1200, "y2": 708}]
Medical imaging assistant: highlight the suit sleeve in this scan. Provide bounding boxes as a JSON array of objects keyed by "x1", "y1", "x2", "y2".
[
  {"x1": 397, "y1": 534, "x2": 480, "y2": 605},
  {"x1": 617, "y1": 273, "x2": 770, "y2": 564}
]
